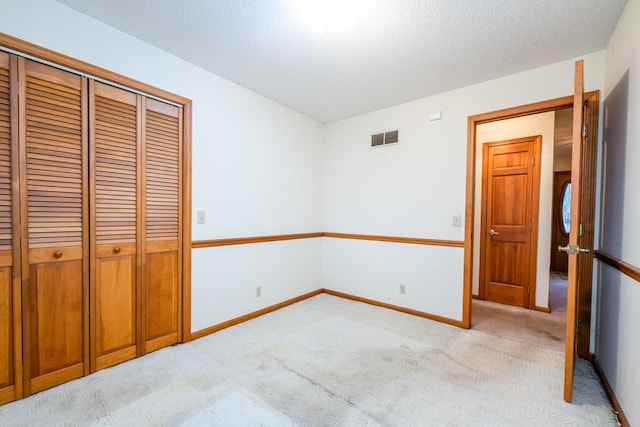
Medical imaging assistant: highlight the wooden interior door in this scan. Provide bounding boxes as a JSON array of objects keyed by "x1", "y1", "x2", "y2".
[
  {"x1": 20, "y1": 59, "x2": 88, "y2": 395},
  {"x1": 142, "y1": 98, "x2": 182, "y2": 354},
  {"x1": 563, "y1": 60, "x2": 587, "y2": 403},
  {"x1": 480, "y1": 136, "x2": 541, "y2": 308},
  {"x1": 550, "y1": 171, "x2": 571, "y2": 273},
  {"x1": 90, "y1": 81, "x2": 141, "y2": 371},
  {"x1": 0, "y1": 52, "x2": 21, "y2": 405}
]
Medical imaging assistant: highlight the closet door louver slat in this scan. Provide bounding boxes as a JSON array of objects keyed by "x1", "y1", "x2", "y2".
[
  {"x1": 21, "y1": 59, "x2": 88, "y2": 396},
  {"x1": 90, "y1": 82, "x2": 140, "y2": 371},
  {"x1": 143, "y1": 98, "x2": 182, "y2": 354}
]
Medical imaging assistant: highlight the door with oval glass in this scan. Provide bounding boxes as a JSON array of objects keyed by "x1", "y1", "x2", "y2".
[{"x1": 550, "y1": 171, "x2": 571, "y2": 273}]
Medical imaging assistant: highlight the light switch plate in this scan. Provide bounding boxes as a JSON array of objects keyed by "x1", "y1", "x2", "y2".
[
  {"x1": 197, "y1": 211, "x2": 206, "y2": 224},
  {"x1": 453, "y1": 214, "x2": 461, "y2": 227}
]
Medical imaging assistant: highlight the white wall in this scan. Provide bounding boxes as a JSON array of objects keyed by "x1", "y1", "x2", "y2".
[
  {"x1": 474, "y1": 113, "x2": 555, "y2": 309},
  {"x1": 0, "y1": 0, "x2": 324, "y2": 333},
  {"x1": 191, "y1": 239, "x2": 322, "y2": 331},
  {"x1": 323, "y1": 52, "x2": 604, "y2": 322},
  {"x1": 596, "y1": 0, "x2": 640, "y2": 424}
]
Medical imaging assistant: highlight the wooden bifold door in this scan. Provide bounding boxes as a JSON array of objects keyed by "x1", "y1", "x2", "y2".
[
  {"x1": 20, "y1": 58, "x2": 90, "y2": 396},
  {"x1": 0, "y1": 53, "x2": 184, "y2": 402},
  {"x1": 0, "y1": 51, "x2": 21, "y2": 405}
]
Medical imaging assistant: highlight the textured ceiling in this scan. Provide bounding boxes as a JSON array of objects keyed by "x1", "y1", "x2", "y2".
[{"x1": 58, "y1": 0, "x2": 627, "y2": 123}]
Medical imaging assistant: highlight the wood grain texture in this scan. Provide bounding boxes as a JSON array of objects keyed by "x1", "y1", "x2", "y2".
[
  {"x1": 192, "y1": 232, "x2": 324, "y2": 248},
  {"x1": 0, "y1": 51, "x2": 19, "y2": 404},
  {"x1": 564, "y1": 59, "x2": 584, "y2": 403},
  {"x1": 144, "y1": 252, "x2": 178, "y2": 345},
  {"x1": 89, "y1": 81, "x2": 140, "y2": 372},
  {"x1": 181, "y1": 102, "x2": 192, "y2": 342},
  {"x1": 9, "y1": 53, "x2": 22, "y2": 402},
  {"x1": 94, "y1": 255, "x2": 137, "y2": 369},
  {"x1": 24, "y1": 61, "x2": 84, "y2": 250},
  {"x1": 479, "y1": 137, "x2": 541, "y2": 309},
  {"x1": 462, "y1": 116, "x2": 476, "y2": 329},
  {"x1": 192, "y1": 232, "x2": 462, "y2": 249},
  {"x1": 0, "y1": 60, "x2": 12, "y2": 252},
  {"x1": 142, "y1": 98, "x2": 182, "y2": 353},
  {"x1": 20, "y1": 58, "x2": 89, "y2": 396},
  {"x1": 26, "y1": 260, "x2": 84, "y2": 394},
  {"x1": 595, "y1": 251, "x2": 640, "y2": 283},
  {"x1": 323, "y1": 233, "x2": 464, "y2": 247},
  {"x1": 0, "y1": 267, "x2": 12, "y2": 391},
  {"x1": 575, "y1": 91, "x2": 599, "y2": 359}
]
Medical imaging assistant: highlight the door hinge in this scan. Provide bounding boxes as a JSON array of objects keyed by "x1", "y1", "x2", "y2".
[
  {"x1": 582, "y1": 125, "x2": 588, "y2": 138},
  {"x1": 579, "y1": 223, "x2": 585, "y2": 237},
  {"x1": 532, "y1": 156, "x2": 535, "y2": 166},
  {"x1": 576, "y1": 320, "x2": 581, "y2": 334},
  {"x1": 527, "y1": 285, "x2": 530, "y2": 295},
  {"x1": 530, "y1": 221, "x2": 533, "y2": 231}
]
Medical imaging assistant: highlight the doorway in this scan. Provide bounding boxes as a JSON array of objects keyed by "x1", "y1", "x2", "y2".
[
  {"x1": 551, "y1": 171, "x2": 572, "y2": 273},
  {"x1": 462, "y1": 91, "x2": 600, "y2": 361}
]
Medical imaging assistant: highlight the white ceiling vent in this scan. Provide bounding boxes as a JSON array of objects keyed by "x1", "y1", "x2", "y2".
[{"x1": 372, "y1": 130, "x2": 398, "y2": 147}]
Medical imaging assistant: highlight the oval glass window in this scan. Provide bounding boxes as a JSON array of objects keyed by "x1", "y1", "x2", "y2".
[{"x1": 561, "y1": 182, "x2": 571, "y2": 234}]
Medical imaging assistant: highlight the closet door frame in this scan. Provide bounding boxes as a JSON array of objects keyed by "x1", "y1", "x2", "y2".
[
  {"x1": 0, "y1": 51, "x2": 23, "y2": 405},
  {"x1": 0, "y1": 33, "x2": 193, "y2": 344}
]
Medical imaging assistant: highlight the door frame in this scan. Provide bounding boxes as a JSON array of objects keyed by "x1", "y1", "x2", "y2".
[
  {"x1": 462, "y1": 91, "x2": 599, "y2": 358},
  {"x1": 479, "y1": 136, "x2": 542, "y2": 309}
]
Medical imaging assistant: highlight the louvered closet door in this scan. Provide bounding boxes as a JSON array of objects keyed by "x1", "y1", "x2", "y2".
[
  {"x1": 20, "y1": 59, "x2": 88, "y2": 395},
  {"x1": 90, "y1": 82, "x2": 140, "y2": 371},
  {"x1": 0, "y1": 52, "x2": 21, "y2": 405},
  {"x1": 143, "y1": 98, "x2": 182, "y2": 354}
]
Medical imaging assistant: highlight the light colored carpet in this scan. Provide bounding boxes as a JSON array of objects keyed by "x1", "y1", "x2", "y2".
[
  {"x1": 0, "y1": 294, "x2": 616, "y2": 426},
  {"x1": 472, "y1": 273, "x2": 568, "y2": 352}
]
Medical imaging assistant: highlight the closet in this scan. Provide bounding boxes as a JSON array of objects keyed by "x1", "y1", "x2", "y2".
[{"x1": 0, "y1": 50, "x2": 185, "y2": 403}]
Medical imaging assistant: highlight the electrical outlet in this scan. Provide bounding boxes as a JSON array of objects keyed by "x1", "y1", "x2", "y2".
[
  {"x1": 399, "y1": 284, "x2": 406, "y2": 295},
  {"x1": 197, "y1": 211, "x2": 206, "y2": 224},
  {"x1": 256, "y1": 286, "x2": 262, "y2": 298}
]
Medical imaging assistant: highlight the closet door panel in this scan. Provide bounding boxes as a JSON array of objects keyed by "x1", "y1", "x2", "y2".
[
  {"x1": 27, "y1": 260, "x2": 84, "y2": 393},
  {"x1": 144, "y1": 248, "x2": 178, "y2": 353},
  {"x1": 0, "y1": 265, "x2": 14, "y2": 404},
  {"x1": 21, "y1": 59, "x2": 88, "y2": 395},
  {"x1": 90, "y1": 82, "x2": 140, "y2": 371},
  {"x1": 0, "y1": 51, "x2": 19, "y2": 405},
  {"x1": 143, "y1": 98, "x2": 182, "y2": 354},
  {"x1": 94, "y1": 247, "x2": 137, "y2": 370}
]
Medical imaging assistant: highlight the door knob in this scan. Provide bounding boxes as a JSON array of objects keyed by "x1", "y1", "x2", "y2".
[
  {"x1": 113, "y1": 247, "x2": 121, "y2": 254},
  {"x1": 558, "y1": 245, "x2": 590, "y2": 255},
  {"x1": 489, "y1": 229, "x2": 499, "y2": 236},
  {"x1": 53, "y1": 250, "x2": 63, "y2": 258}
]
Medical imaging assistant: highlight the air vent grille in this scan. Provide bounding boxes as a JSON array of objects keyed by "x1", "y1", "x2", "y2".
[{"x1": 371, "y1": 130, "x2": 398, "y2": 147}]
